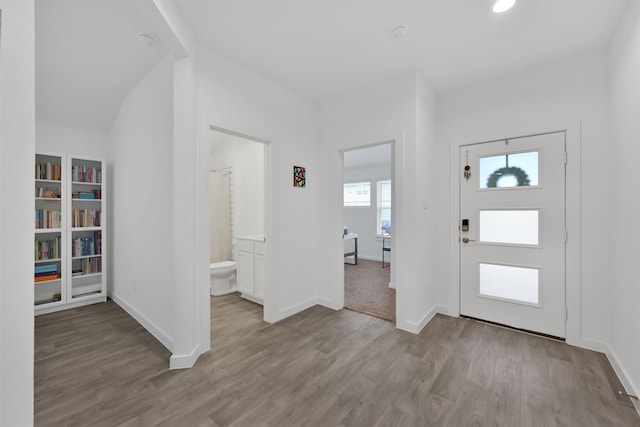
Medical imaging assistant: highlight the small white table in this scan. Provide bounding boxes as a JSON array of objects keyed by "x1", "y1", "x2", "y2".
[{"x1": 344, "y1": 233, "x2": 358, "y2": 265}]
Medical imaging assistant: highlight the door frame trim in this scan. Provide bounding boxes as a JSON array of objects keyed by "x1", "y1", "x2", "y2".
[{"x1": 448, "y1": 120, "x2": 583, "y2": 347}]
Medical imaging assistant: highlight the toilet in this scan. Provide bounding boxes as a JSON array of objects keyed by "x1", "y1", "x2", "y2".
[{"x1": 210, "y1": 261, "x2": 237, "y2": 296}]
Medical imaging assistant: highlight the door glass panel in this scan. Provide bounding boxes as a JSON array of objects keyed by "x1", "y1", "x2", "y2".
[
  {"x1": 479, "y1": 263, "x2": 539, "y2": 304},
  {"x1": 479, "y1": 151, "x2": 539, "y2": 188},
  {"x1": 479, "y1": 210, "x2": 539, "y2": 245}
]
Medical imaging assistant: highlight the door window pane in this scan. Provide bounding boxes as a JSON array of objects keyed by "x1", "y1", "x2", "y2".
[
  {"x1": 479, "y1": 263, "x2": 539, "y2": 304},
  {"x1": 479, "y1": 151, "x2": 538, "y2": 189},
  {"x1": 479, "y1": 210, "x2": 539, "y2": 245}
]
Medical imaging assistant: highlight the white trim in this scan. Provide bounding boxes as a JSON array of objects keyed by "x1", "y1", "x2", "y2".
[
  {"x1": 110, "y1": 293, "x2": 173, "y2": 352},
  {"x1": 34, "y1": 295, "x2": 106, "y2": 316},
  {"x1": 605, "y1": 344, "x2": 640, "y2": 410},
  {"x1": 317, "y1": 297, "x2": 342, "y2": 311},
  {"x1": 396, "y1": 304, "x2": 445, "y2": 334},
  {"x1": 169, "y1": 346, "x2": 202, "y2": 370},
  {"x1": 240, "y1": 293, "x2": 264, "y2": 305},
  {"x1": 275, "y1": 297, "x2": 319, "y2": 322}
]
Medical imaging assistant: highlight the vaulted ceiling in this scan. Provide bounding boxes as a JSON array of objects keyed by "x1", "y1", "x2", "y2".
[
  {"x1": 35, "y1": 0, "x2": 629, "y2": 134},
  {"x1": 35, "y1": 0, "x2": 168, "y2": 134}
]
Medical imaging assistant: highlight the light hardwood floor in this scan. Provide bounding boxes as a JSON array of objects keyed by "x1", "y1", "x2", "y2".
[{"x1": 35, "y1": 293, "x2": 640, "y2": 426}]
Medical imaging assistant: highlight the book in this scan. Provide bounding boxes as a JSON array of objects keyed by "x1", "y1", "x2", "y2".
[
  {"x1": 35, "y1": 271, "x2": 57, "y2": 277},
  {"x1": 35, "y1": 264, "x2": 58, "y2": 274},
  {"x1": 35, "y1": 275, "x2": 58, "y2": 282}
]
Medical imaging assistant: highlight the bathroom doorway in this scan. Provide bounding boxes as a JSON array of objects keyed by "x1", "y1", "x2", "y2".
[
  {"x1": 342, "y1": 142, "x2": 396, "y2": 322},
  {"x1": 208, "y1": 129, "x2": 266, "y2": 308}
]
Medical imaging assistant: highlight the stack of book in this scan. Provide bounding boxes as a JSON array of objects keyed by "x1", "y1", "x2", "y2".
[
  {"x1": 72, "y1": 232, "x2": 101, "y2": 257},
  {"x1": 72, "y1": 258, "x2": 101, "y2": 276},
  {"x1": 35, "y1": 209, "x2": 62, "y2": 229},
  {"x1": 35, "y1": 162, "x2": 62, "y2": 181},
  {"x1": 35, "y1": 264, "x2": 59, "y2": 282},
  {"x1": 35, "y1": 236, "x2": 61, "y2": 260},
  {"x1": 71, "y1": 209, "x2": 101, "y2": 227},
  {"x1": 72, "y1": 165, "x2": 102, "y2": 183},
  {"x1": 71, "y1": 190, "x2": 101, "y2": 200}
]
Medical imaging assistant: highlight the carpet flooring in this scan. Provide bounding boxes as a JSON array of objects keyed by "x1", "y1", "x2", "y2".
[{"x1": 344, "y1": 258, "x2": 395, "y2": 321}]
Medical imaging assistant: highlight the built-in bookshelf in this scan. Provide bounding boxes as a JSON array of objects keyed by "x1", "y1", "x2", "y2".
[{"x1": 34, "y1": 153, "x2": 106, "y2": 314}]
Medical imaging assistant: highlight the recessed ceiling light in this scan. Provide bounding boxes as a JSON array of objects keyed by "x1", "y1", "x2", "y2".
[
  {"x1": 136, "y1": 32, "x2": 155, "y2": 46},
  {"x1": 392, "y1": 25, "x2": 408, "y2": 39},
  {"x1": 492, "y1": 0, "x2": 516, "y2": 13}
]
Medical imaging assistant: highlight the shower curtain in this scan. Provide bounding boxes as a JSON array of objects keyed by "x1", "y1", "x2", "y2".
[{"x1": 210, "y1": 171, "x2": 232, "y2": 263}]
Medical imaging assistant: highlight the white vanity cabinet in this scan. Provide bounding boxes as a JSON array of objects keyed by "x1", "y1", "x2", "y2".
[{"x1": 236, "y1": 236, "x2": 265, "y2": 305}]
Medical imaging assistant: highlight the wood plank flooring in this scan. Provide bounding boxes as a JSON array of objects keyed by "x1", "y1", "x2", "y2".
[{"x1": 35, "y1": 293, "x2": 640, "y2": 426}]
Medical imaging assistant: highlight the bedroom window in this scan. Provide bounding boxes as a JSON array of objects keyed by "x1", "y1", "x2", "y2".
[
  {"x1": 377, "y1": 180, "x2": 391, "y2": 235},
  {"x1": 344, "y1": 182, "x2": 370, "y2": 207}
]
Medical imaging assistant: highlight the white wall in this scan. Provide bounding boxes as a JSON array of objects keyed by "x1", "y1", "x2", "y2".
[
  {"x1": 196, "y1": 46, "x2": 321, "y2": 323},
  {"x1": 319, "y1": 72, "x2": 440, "y2": 333},
  {"x1": 209, "y1": 133, "x2": 264, "y2": 242},
  {"x1": 36, "y1": 122, "x2": 109, "y2": 158},
  {"x1": 609, "y1": 1, "x2": 640, "y2": 401},
  {"x1": 0, "y1": 0, "x2": 35, "y2": 424},
  {"x1": 109, "y1": 54, "x2": 175, "y2": 350},
  {"x1": 343, "y1": 164, "x2": 391, "y2": 260},
  {"x1": 437, "y1": 49, "x2": 611, "y2": 346}
]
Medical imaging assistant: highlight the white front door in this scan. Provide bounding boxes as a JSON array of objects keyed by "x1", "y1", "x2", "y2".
[{"x1": 460, "y1": 132, "x2": 566, "y2": 338}]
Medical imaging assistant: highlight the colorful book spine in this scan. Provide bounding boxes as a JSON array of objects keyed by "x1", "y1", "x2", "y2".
[
  {"x1": 35, "y1": 264, "x2": 57, "y2": 274},
  {"x1": 35, "y1": 163, "x2": 62, "y2": 181},
  {"x1": 34, "y1": 263, "x2": 59, "y2": 282},
  {"x1": 35, "y1": 236, "x2": 61, "y2": 260},
  {"x1": 35, "y1": 209, "x2": 62, "y2": 229},
  {"x1": 71, "y1": 209, "x2": 101, "y2": 227},
  {"x1": 72, "y1": 232, "x2": 102, "y2": 257},
  {"x1": 72, "y1": 165, "x2": 102, "y2": 183}
]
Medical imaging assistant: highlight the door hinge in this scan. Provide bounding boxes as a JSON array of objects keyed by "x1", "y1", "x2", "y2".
[
  {"x1": 564, "y1": 152, "x2": 568, "y2": 165},
  {"x1": 565, "y1": 307, "x2": 568, "y2": 322},
  {"x1": 564, "y1": 230, "x2": 568, "y2": 243}
]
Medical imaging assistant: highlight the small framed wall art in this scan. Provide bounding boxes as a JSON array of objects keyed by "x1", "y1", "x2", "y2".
[{"x1": 293, "y1": 165, "x2": 306, "y2": 188}]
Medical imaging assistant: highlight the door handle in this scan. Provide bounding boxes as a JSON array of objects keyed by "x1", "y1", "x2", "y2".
[{"x1": 462, "y1": 237, "x2": 476, "y2": 244}]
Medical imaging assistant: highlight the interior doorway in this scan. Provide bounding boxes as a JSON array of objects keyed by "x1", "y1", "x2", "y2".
[
  {"x1": 197, "y1": 122, "x2": 274, "y2": 353},
  {"x1": 342, "y1": 142, "x2": 396, "y2": 322},
  {"x1": 208, "y1": 129, "x2": 266, "y2": 307}
]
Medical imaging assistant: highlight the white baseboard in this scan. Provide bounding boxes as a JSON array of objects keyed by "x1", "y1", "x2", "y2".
[
  {"x1": 568, "y1": 336, "x2": 638, "y2": 413},
  {"x1": 352, "y1": 255, "x2": 384, "y2": 262},
  {"x1": 317, "y1": 297, "x2": 342, "y2": 311},
  {"x1": 275, "y1": 297, "x2": 319, "y2": 322},
  {"x1": 110, "y1": 293, "x2": 173, "y2": 352},
  {"x1": 604, "y1": 344, "x2": 639, "y2": 409},
  {"x1": 397, "y1": 304, "x2": 446, "y2": 334},
  {"x1": 169, "y1": 345, "x2": 202, "y2": 370}
]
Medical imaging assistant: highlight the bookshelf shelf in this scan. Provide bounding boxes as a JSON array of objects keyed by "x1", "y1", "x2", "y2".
[
  {"x1": 72, "y1": 272, "x2": 102, "y2": 279},
  {"x1": 35, "y1": 228, "x2": 63, "y2": 233},
  {"x1": 34, "y1": 278, "x2": 62, "y2": 285},
  {"x1": 35, "y1": 258, "x2": 62, "y2": 264},
  {"x1": 34, "y1": 153, "x2": 106, "y2": 315},
  {"x1": 72, "y1": 254, "x2": 102, "y2": 260}
]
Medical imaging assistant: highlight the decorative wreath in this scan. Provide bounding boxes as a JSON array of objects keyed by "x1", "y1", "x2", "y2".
[{"x1": 486, "y1": 166, "x2": 530, "y2": 188}]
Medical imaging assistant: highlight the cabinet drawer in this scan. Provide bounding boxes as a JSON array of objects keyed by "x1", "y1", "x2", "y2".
[
  {"x1": 236, "y1": 239, "x2": 254, "y2": 253},
  {"x1": 254, "y1": 241, "x2": 266, "y2": 255}
]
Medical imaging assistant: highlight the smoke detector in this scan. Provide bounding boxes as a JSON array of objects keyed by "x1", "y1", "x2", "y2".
[
  {"x1": 392, "y1": 25, "x2": 408, "y2": 39},
  {"x1": 136, "y1": 32, "x2": 155, "y2": 46}
]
